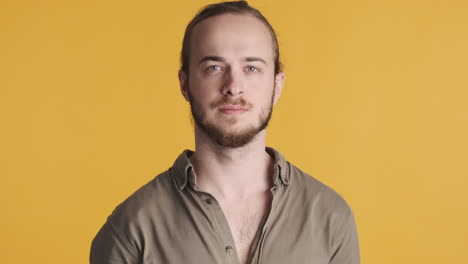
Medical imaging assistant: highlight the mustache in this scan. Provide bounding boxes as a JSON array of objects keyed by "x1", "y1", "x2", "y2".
[{"x1": 210, "y1": 97, "x2": 253, "y2": 109}]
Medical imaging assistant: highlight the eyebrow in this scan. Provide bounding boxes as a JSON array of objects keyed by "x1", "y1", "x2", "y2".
[
  {"x1": 199, "y1": 56, "x2": 225, "y2": 64},
  {"x1": 198, "y1": 56, "x2": 267, "y2": 65},
  {"x1": 245, "y1": 57, "x2": 267, "y2": 65}
]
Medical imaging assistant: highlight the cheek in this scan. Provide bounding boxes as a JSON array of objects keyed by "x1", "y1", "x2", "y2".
[
  {"x1": 189, "y1": 76, "x2": 217, "y2": 97},
  {"x1": 188, "y1": 80, "x2": 222, "y2": 109},
  {"x1": 249, "y1": 78, "x2": 275, "y2": 99}
]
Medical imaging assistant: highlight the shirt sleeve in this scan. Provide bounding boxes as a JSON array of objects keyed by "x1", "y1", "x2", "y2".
[
  {"x1": 90, "y1": 220, "x2": 139, "y2": 264},
  {"x1": 329, "y1": 210, "x2": 360, "y2": 264}
]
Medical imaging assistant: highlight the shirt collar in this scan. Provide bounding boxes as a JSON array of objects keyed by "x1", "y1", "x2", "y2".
[{"x1": 171, "y1": 147, "x2": 290, "y2": 191}]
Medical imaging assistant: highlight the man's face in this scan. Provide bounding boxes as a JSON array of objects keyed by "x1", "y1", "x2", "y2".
[{"x1": 180, "y1": 13, "x2": 284, "y2": 148}]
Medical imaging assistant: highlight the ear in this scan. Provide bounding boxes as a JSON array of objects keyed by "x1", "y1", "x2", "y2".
[
  {"x1": 178, "y1": 70, "x2": 190, "y2": 102},
  {"x1": 273, "y1": 72, "x2": 285, "y2": 105}
]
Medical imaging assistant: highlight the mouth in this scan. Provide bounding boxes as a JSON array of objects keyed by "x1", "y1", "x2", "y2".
[{"x1": 218, "y1": 105, "x2": 248, "y2": 115}]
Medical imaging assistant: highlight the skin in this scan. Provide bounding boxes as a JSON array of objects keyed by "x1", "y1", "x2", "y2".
[{"x1": 178, "y1": 12, "x2": 286, "y2": 264}]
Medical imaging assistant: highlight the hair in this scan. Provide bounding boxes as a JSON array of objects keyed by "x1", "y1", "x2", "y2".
[{"x1": 180, "y1": 1, "x2": 283, "y2": 75}]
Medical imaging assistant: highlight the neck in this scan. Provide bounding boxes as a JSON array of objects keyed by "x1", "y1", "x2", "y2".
[{"x1": 189, "y1": 127, "x2": 274, "y2": 200}]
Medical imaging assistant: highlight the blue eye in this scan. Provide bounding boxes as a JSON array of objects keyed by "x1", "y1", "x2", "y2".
[
  {"x1": 208, "y1": 65, "x2": 222, "y2": 71},
  {"x1": 247, "y1": 66, "x2": 258, "y2": 72}
]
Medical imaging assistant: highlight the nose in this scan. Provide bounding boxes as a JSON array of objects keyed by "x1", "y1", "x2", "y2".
[{"x1": 222, "y1": 68, "x2": 244, "y2": 96}]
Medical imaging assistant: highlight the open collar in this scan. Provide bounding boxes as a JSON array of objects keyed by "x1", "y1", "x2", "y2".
[{"x1": 171, "y1": 147, "x2": 290, "y2": 191}]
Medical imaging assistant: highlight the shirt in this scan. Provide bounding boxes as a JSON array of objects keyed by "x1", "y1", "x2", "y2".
[{"x1": 90, "y1": 147, "x2": 360, "y2": 264}]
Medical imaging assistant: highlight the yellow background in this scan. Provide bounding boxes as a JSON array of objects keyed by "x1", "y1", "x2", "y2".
[{"x1": 2, "y1": 0, "x2": 467, "y2": 263}]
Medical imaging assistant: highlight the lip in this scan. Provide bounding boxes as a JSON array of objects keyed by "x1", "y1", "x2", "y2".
[{"x1": 218, "y1": 105, "x2": 248, "y2": 115}]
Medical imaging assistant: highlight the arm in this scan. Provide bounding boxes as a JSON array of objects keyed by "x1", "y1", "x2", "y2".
[
  {"x1": 329, "y1": 210, "x2": 360, "y2": 264},
  {"x1": 90, "y1": 220, "x2": 139, "y2": 264}
]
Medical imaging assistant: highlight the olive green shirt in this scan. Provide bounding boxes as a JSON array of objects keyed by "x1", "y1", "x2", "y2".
[{"x1": 90, "y1": 147, "x2": 360, "y2": 264}]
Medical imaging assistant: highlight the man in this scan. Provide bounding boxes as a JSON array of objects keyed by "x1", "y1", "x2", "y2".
[{"x1": 90, "y1": 1, "x2": 360, "y2": 263}]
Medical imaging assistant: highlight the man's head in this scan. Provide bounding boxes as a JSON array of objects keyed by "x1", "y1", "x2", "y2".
[{"x1": 178, "y1": 1, "x2": 285, "y2": 148}]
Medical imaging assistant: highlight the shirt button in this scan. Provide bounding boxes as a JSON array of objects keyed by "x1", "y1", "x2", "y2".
[
  {"x1": 225, "y1": 246, "x2": 233, "y2": 252},
  {"x1": 205, "y1": 198, "x2": 213, "y2": 204}
]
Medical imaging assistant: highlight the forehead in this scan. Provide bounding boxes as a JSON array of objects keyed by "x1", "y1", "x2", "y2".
[{"x1": 189, "y1": 13, "x2": 274, "y2": 63}]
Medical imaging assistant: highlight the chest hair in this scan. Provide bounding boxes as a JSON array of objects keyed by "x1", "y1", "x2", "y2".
[{"x1": 220, "y1": 194, "x2": 272, "y2": 264}]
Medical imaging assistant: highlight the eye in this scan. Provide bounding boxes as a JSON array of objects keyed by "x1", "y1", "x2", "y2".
[
  {"x1": 207, "y1": 65, "x2": 222, "y2": 71},
  {"x1": 246, "y1": 66, "x2": 259, "y2": 72}
]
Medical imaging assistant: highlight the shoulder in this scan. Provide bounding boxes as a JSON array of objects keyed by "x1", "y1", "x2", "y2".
[
  {"x1": 286, "y1": 162, "x2": 357, "y2": 250},
  {"x1": 287, "y1": 162, "x2": 354, "y2": 222},
  {"x1": 100, "y1": 168, "x2": 179, "y2": 247},
  {"x1": 108, "y1": 168, "x2": 176, "y2": 223},
  {"x1": 91, "y1": 168, "x2": 177, "y2": 261}
]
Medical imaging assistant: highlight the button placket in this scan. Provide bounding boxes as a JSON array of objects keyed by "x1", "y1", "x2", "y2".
[
  {"x1": 254, "y1": 186, "x2": 280, "y2": 264},
  {"x1": 209, "y1": 199, "x2": 239, "y2": 263},
  {"x1": 194, "y1": 189, "x2": 240, "y2": 263}
]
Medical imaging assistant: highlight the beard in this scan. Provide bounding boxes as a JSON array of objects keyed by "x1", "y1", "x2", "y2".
[{"x1": 187, "y1": 88, "x2": 275, "y2": 149}]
